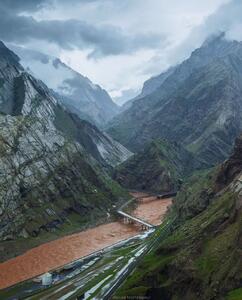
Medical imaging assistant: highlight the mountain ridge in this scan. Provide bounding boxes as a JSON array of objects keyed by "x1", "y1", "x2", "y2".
[
  {"x1": 9, "y1": 45, "x2": 119, "y2": 127},
  {"x1": 108, "y1": 35, "x2": 242, "y2": 167},
  {"x1": 0, "y1": 41, "x2": 130, "y2": 254}
]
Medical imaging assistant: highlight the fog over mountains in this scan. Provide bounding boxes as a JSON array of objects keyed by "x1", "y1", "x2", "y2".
[
  {"x1": 108, "y1": 34, "x2": 242, "y2": 167},
  {"x1": 9, "y1": 46, "x2": 119, "y2": 127},
  {"x1": 1, "y1": 1, "x2": 242, "y2": 299}
]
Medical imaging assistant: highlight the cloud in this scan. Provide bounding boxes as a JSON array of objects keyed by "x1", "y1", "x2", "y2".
[
  {"x1": 2, "y1": 0, "x2": 234, "y2": 104},
  {"x1": 163, "y1": 0, "x2": 242, "y2": 66},
  {"x1": 112, "y1": 88, "x2": 140, "y2": 106},
  {"x1": 202, "y1": 0, "x2": 242, "y2": 41},
  {"x1": 1, "y1": 0, "x2": 50, "y2": 13},
  {"x1": 0, "y1": 0, "x2": 165, "y2": 58}
]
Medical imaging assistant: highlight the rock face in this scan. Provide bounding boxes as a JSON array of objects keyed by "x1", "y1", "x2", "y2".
[
  {"x1": 117, "y1": 134, "x2": 242, "y2": 300},
  {"x1": 140, "y1": 67, "x2": 176, "y2": 99},
  {"x1": 121, "y1": 66, "x2": 176, "y2": 113},
  {"x1": 108, "y1": 34, "x2": 242, "y2": 167},
  {"x1": 74, "y1": 119, "x2": 132, "y2": 168},
  {"x1": 114, "y1": 139, "x2": 192, "y2": 193},
  {"x1": 0, "y1": 41, "x2": 129, "y2": 242},
  {"x1": 10, "y1": 46, "x2": 119, "y2": 127}
]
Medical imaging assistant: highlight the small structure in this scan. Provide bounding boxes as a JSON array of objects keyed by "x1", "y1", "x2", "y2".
[{"x1": 41, "y1": 272, "x2": 52, "y2": 286}]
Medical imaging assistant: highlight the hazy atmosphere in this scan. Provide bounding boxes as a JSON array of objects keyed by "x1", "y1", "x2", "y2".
[
  {"x1": 1, "y1": 1, "x2": 242, "y2": 299},
  {"x1": 2, "y1": 0, "x2": 241, "y2": 103}
]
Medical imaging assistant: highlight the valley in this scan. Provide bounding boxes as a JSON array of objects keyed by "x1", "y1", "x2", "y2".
[
  {"x1": 0, "y1": 193, "x2": 172, "y2": 295},
  {"x1": 0, "y1": 4, "x2": 242, "y2": 298}
]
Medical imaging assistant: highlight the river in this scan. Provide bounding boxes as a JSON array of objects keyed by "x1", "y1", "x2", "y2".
[{"x1": 0, "y1": 193, "x2": 172, "y2": 289}]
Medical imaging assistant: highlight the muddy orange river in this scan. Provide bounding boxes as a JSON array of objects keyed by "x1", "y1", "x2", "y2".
[
  {"x1": 131, "y1": 193, "x2": 172, "y2": 226},
  {"x1": 0, "y1": 193, "x2": 172, "y2": 289}
]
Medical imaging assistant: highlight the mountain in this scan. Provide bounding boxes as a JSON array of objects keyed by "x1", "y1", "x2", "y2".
[
  {"x1": 70, "y1": 117, "x2": 131, "y2": 168},
  {"x1": 139, "y1": 67, "x2": 176, "y2": 99},
  {"x1": 120, "y1": 67, "x2": 176, "y2": 113},
  {"x1": 114, "y1": 139, "x2": 193, "y2": 193},
  {"x1": 0, "y1": 41, "x2": 130, "y2": 255},
  {"x1": 116, "y1": 133, "x2": 242, "y2": 300},
  {"x1": 108, "y1": 34, "x2": 242, "y2": 167},
  {"x1": 9, "y1": 46, "x2": 119, "y2": 127}
]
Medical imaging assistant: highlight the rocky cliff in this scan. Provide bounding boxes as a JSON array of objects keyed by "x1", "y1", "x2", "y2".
[
  {"x1": 108, "y1": 34, "x2": 242, "y2": 167},
  {"x1": 10, "y1": 46, "x2": 119, "y2": 127},
  {"x1": 0, "y1": 42, "x2": 129, "y2": 249}
]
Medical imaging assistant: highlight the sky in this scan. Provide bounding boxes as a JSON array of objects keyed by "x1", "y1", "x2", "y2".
[{"x1": 1, "y1": 0, "x2": 241, "y2": 104}]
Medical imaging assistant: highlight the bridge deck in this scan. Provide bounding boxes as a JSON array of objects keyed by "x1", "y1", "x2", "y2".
[{"x1": 117, "y1": 210, "x2": 154, "y2": 228}]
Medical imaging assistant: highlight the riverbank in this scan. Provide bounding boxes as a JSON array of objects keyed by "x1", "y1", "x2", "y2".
[
  {"x1": 0, "y1": 193, "x2": 172, "y2": 289},
  {"x1": 0, "y1": 222, "x2": 138, "y2": 289}
]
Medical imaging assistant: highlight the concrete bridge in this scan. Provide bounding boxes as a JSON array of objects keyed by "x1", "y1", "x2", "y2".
[{"x1": 117, "y1": 210, "x2": 154, "y2": 231}]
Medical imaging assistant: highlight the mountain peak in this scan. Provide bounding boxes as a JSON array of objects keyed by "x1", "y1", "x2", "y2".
[
  {"x1": 0, "y1": 40, "x2": 20, "y2": 66},
  {"x1": 11, "y1": 45, "x2": 118, "y2": 126},
  {"x1": 201, "y1": 31, "x2": 226, "y2": 47},
  {"x1": 108, "y1": 33, "x2": 242, "y2": 166}
]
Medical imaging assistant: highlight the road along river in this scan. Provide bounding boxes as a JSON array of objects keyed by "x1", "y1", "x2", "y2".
[{"x1": 0, "y1": 192, "x2": 172, "y2": 291}]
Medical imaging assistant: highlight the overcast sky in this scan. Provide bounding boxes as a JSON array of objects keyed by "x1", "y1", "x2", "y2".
[{"x1": 1, "y1": 0, "x2": 241, "y2": 104}]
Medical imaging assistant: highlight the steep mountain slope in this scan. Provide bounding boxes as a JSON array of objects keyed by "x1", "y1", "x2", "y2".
[
  {"x1": 10, "y1": 46, "x2": 119, "y2": 127},
  {"x1": 139, "y1": 67, "x2": 176, "y2": 99},
  {"x1": 116, "y1": 134, "x2": 242, "y2": 300},
  {"x1": 120, "y1": 67, "x2": 175, "y2": 113},
  {"x1": 66, "y1": 117, "x2": 131, "y2": 168},
  {"x1": 108, "y1": 34, "x2": 242, "y2": 167},
  {"x1": 0, "y1": 41, "x2": 129, "y2": 247},
  {"x1": 114, "y1": 139, "x2": 192, "y2": 193}
]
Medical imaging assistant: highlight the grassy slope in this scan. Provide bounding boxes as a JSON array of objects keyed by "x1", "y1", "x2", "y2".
[
  {"x1": 116, "y1": 171, "x2": 242, "y2": 300},
  {"x1": 114, "y1": 139, "x2": 192, "y2": 193}
]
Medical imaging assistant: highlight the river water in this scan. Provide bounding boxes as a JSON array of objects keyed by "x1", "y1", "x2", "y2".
[{"x1": 0, "y1": 193, "x2": 172, "y2": 289}]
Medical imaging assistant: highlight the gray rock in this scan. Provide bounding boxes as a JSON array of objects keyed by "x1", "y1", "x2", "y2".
[{"x1": 0, "y1": 42, "x2": 129, "y2": 242}]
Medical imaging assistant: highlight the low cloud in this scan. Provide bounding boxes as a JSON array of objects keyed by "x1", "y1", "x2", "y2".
[
  {"x1": 164, "y1": 0, "x2": 242, "y2": 66},
  {"x1": 0, "y1": 0, "x2": 164, "y2": 58},
  {"x1": 2, "y1": 0, "x2": 239, "y2": 104}
]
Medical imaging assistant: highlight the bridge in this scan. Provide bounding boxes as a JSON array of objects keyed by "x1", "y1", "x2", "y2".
[
  {"x1": 117, "y1": 210, "x2": 154, "y2": 231},
  {"x1": 135, "y1": 191, "x2": 177, "y2": 203}
]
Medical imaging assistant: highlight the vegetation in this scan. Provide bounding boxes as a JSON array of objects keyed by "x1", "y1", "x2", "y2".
[
  {"x1": 116, "y1": 174, "x2": 242, "y2": 299},
  {"x1": 107, "y1": 36, "x2": 242, "y2": 167},
  {"x1": 226, "y1": 288, "x2": 242, "y2": 300},
  {"x1": 114, "y1": 139, "x2": 193, "y2": 193}
]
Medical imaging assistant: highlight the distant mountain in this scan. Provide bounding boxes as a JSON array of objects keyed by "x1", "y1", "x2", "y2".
[
  {"x1": 139, "y1": 67, "x2": 176, "y2": 98},
  {"x1": 120, "y1": 67, "x2": 175, "y2": 113},
  {"x1": 9, "y1": 46, "x2": 119, "y2": 127},
  {"x1": 114, "y1": 139, "x2": 193, "y2": 193},
  {"x1": 108, "y1": 34, "x2": 242, "y2": 167},
  {"x1": 0, "y1": 41, "x2": 130, "y2": 247}
]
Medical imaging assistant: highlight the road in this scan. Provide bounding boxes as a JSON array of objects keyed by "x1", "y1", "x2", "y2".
[
  {"x1": 0, "y1": 195, "x2": 174, "y2": 299},
  {"x1": 0, "y1": 219, "x2": 175, "y2": 300}
]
